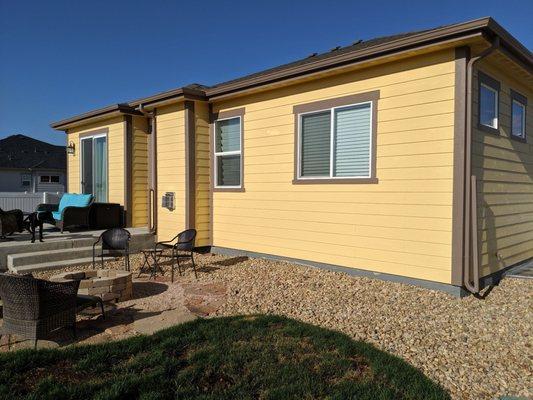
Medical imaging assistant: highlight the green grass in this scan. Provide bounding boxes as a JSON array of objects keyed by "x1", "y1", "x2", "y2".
[{"x1": 0, "y1": 315, "x2": 449, "y2": 400}]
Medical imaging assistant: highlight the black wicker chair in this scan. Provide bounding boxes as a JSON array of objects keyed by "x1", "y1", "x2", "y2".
[
  {"x1": 0, "y1": 207, "x2": 24, "y2": 240},
  {"x1": 92, "y1": 228, "x2": 131, "y2": 270},
  {"x1": 0, "y1": 273, "x2": 79, "y2": 348}
]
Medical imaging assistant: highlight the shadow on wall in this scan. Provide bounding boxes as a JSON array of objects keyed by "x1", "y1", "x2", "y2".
[{"x1": 475, "y1": 61, "x2": 533, "y2": 278}]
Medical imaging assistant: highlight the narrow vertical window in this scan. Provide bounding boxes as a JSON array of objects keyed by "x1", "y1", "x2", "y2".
[
  {"x1": 478, "y1": 72, "x2": 500, "y2": 133},
  {"x1": 511, "y1": 89, "x2": 527, "y2": 141},
  {"x1": 214, "y1": 117, "x2": 242, "y2": 188},
  {"x1": 479, "y1": 84, "x2": 498, "y2": 128}
]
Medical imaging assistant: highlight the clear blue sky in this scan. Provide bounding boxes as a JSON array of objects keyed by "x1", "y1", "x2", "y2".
[{"x1": 1, "y1": 0, "x2": 531, "y2": 146}]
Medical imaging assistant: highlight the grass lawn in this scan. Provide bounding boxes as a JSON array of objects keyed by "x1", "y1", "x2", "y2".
[{"x1": 0, "y1": 315, "x2": 449, "y2": 400}]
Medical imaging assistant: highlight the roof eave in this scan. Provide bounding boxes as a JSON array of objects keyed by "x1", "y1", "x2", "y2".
[
  {"x1": 206, "y1": 17, "x2": 532, "y2": 99},
  {"x1": 51, "y1": 104, "x2": 143, "y2": 131}
]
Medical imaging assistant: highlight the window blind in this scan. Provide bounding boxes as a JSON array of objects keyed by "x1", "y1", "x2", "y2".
[
  {"x1": 333, "y1": 104, "x2": 371, "y2": 177},
  {"x1": 301, "y1": 111, "x2": 331, "y2": 176}
]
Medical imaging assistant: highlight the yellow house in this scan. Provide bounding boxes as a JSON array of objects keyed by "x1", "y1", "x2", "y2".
[{"x1": 51, "y1": 17, "x2": 533, "y2": 296}]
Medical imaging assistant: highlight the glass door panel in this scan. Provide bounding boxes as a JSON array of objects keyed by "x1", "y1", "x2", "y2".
[
  {"x1": 81, "y1": 138, "x2": 93, "y2": 195},
  {"x1": 80, "y1": 135, "x2": 107, "y2": 202},
  {"x1": 94, "y1": 136, "x2": 107, "y2": 202}
]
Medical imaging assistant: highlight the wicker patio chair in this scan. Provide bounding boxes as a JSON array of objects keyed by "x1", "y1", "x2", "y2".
[
  {"x1": 0, "y1": 207, "x2": 24, "y2": 240},
  {"x1": 92, "y1": 228, "x2": 131, "y2": 270},
  {"x1": 0, "y1": 273, "x2": 79, "y2": 349}
]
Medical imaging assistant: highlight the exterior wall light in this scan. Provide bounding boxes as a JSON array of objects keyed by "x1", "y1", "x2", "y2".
[{"x1": 67, "y1": 141, "x2": 75, "y2": 155}]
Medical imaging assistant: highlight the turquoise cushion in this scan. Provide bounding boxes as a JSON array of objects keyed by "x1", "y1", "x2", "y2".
[{"x1": 54, "y1": 193, "x2": 93, "y2": 221}]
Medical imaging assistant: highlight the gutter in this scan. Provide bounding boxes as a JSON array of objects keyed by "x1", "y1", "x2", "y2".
[
  {"x1": 138, "y1": 104, "x2": 158, "y2": 235},
  {"x1": 463, "y1": 37, "x2": 500, "y2": 294}
]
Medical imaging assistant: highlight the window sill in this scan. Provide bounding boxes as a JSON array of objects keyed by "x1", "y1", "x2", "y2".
[
  {"x1": 213, "y1": 187, "x2": 245, "y2": 192},
  {"x1": 510, "y1": 134, "x2": 527, "y2": 143},
  {"x1": 477, "y1": 123, "x2": 500, "y2": 135},
  {"x1": 292, "y1": 178, "x2": 378, "y2": 185}
]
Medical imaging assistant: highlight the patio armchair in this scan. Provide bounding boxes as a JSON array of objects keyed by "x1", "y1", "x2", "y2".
[
  {"x1": 36, "y1": 193, "x2": 94, "y2": 233},
  {"x1": 92, "y1": 228, "x2": 131, "y2": 270},
  {"x1": 0, "y1": 273, "x2": 79, "y2": 348},
  {"x1": 0, "y1": 207, "x2": 24, "y2": 240},
  {"x1": 153, "y1": 229, "x2": 197, "y2": 281}
]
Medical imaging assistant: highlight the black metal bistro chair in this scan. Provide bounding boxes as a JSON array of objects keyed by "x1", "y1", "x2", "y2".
[
  {"x1": 92, "y1": 228, "x2": 131, "y2": 270},
  {"x1": 139, "y1": 229, "x2": 197, "y2": 282}
]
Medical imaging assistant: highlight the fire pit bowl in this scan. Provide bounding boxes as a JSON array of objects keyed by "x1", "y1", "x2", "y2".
[{"x1": 49, "y1": 269, "x2": 133, "y2": 302}]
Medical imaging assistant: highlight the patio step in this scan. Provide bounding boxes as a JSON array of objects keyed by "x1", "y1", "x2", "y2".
[
  {"x1": 7, "y1": 246, "x2": 102, "y2": 269},
  {"x1": 8, "y1": 256, "x2": 116, "y2": 275},
  {"x1": 0, "y1": 227, "x2": 154, "y2": 271}
]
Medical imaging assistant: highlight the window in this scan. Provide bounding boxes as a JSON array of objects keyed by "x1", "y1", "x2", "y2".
[
  {"x1": 511, "y1": 89, "x2": 527, "y2": 141},
  {"x1": 214, "y1": 116, "x2": 242, "y2": 188},
  {"x1": 295, "y1": 92, "x2": 378, "y2": 182},
  {"x1": 478, "y1": 72, "x2": 500, "y2": 132},
  {"x1": 39, "y1": 175, "x2": 60, "y2": 184},
  {"x1": 21, "y1": 174, "x2": 31, "y2": 187}
]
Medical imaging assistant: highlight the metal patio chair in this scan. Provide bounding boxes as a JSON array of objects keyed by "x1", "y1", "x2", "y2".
[
  {"x1": 139, "y1": 229, "x2": 197, "y2": 282},
  {"x1": 92, "y1": 228, "x2": 131, "y2": 270}
]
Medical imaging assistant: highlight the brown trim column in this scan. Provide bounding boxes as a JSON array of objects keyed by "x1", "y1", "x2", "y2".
[
  {"x1": 148, "y1": 109, "x2": 158, "y2": 234},
  {"x1": 124, "y1": 115, "x2": 133, "y2": 227},
  {"x1": 184, "y1": 100, "x2": 196, "y2": 230},
  {"x1": 451, "y1": 46, "x2": 470, "y2": 286}
]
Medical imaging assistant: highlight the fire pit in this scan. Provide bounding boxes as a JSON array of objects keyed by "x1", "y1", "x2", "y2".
[{"x1": 50, "y1": 269, "x2": 133, "y2": 302}]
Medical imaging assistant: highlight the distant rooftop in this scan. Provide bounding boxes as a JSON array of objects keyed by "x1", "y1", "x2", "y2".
[{"x1": 0, "y1": 134, "x2": 66, "y2": 170}]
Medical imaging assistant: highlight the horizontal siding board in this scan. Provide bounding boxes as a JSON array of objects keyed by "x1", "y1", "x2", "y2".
[{"x1": 472, "y1": 60, "x2": 533, "y2": 278}]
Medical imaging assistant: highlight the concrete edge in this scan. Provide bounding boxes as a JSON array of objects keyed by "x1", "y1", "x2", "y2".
[{"x1": 209, "y1": 246, "x2": 468, "y2": 297}]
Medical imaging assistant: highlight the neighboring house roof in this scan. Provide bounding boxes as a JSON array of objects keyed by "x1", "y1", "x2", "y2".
[
  {"x1": 0, "y1": 134, "x2": 66, "y2": 170},
  {"x1": 51, "y1": 16, "x2": 533, "y2": 130}
]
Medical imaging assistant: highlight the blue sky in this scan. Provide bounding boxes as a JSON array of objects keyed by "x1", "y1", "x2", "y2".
[{"x1": 0, "y1": 0, "x2": 531, "y2": 146}]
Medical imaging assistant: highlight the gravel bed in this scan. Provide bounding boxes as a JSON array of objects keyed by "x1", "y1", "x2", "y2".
[{"x1": 33, "y1": 252, "x2": 532, "y2": 400}]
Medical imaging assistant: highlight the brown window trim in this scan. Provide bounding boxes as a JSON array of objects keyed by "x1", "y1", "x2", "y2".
[
  {"x1": 510, "y1": 89, "x2": 527, "y2": 143},
  {"x1": 210, "y1": 107, "x2": 245, "y2": 192},
  {"x1": 477, "y1": 70, "x2": 500, "y2": 135},
  {"x1": 292, "y1": 90, "x2": 379, "y2": 185}
]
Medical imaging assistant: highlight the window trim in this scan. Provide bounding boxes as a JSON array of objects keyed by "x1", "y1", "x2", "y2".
[
  {"x1": 211, "y1": 107, "x2": 245, "y2": 192},
  {"x1": 510, "y1": 89, "x2": 527, "y2": 142},
  {"x1": 292, "y1": 91, "x2": 379, "y2": 185},
  {"x1": 477, "y1": 71, "x2": 500, "y2": 134}
]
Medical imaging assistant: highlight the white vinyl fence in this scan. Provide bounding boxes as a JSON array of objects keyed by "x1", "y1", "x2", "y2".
[{"x1": 0, "y1": 192, "x2": 63, "y2": 213}]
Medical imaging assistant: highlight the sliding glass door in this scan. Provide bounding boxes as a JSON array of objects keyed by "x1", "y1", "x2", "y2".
[{"x1": 81, "y1": 135, "x2": 107, "y2": 202}]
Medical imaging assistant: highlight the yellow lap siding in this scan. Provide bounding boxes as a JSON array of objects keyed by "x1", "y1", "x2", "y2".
[
  {"x1": 131, "y1": 116, "x2": 149, "y2": 227},
  {"x1": 156, "y1": 103, "x2": 186, "y2": 242},
  {"x1": 66, "y1": 117, "x2": 125, "y2": 205},
  {"x1": 472, "y1": 58, "x2": 533, "y2": 278},
  {"x1": 211, "y1": 49, "x2": 456, "y2": 284},
  {"x1": 194, "y1": 101, "x2": 211, "y2": 247}
]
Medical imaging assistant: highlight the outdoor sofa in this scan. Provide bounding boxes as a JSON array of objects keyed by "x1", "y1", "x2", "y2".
[{"x1": 37, "y1": 193, "x2": 94, "y2": 233}]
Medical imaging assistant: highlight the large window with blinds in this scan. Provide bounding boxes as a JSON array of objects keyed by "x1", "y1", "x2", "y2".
[
  {"x1": 298, "y1": 101, "x2": 373, "y2": 179},
  {"x1": 214, "y1": 116, "x2": 242, "y2": 188}
]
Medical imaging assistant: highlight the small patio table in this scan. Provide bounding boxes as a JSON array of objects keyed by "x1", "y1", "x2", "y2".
[{"x1": 138, "y1": 248, "x2": 165, "y2": 279}]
